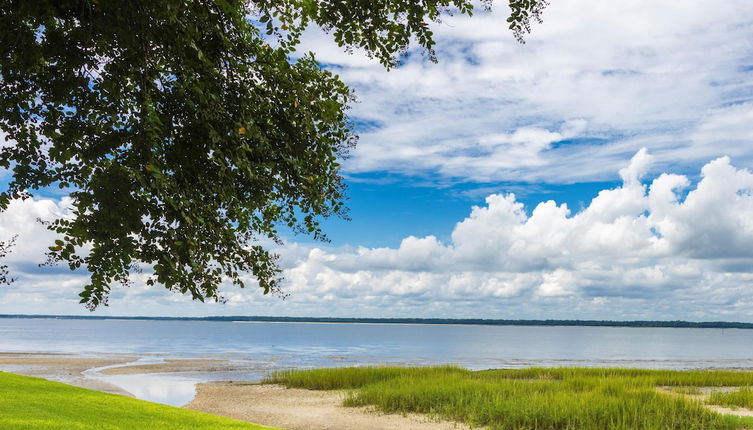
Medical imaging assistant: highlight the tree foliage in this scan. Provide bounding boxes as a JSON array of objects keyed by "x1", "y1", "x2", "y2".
[{"x1": 0, "y1": 0, "x2": 547, "y2": 310}]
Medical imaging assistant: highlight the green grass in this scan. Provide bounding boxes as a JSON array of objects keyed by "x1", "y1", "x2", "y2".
[
  {"x1": 267, "y1": 366, "x2": 753, "y2": 430},
  {"x1": 708, "y1": 388, "x2": 753, "y2": 410},
  {"x1": 265, "y1": 364, "x2": 467, "y2": 390},
  {"x1": 0, "y1": 371, "x2": 276, "y2": 430}
]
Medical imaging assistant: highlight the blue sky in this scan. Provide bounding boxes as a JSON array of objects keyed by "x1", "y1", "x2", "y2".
[
  {"x1": 312, "y1": 176, "x2": 621, "y2": 248},
  {"x1": 3, "y1": 0, "x2": 753, "y2": 320}
]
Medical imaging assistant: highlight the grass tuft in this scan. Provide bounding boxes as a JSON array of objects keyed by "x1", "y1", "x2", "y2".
[{"x1": 708, "y1": 387, "x2": 753, "y2": 410}]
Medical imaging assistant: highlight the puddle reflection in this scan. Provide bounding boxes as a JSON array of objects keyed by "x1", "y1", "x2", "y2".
[
  {"x1": 82, "y1": 358, "x2": 268, "y2": 407},
  {"x1": 96, "y1": 373, "x2": 198, "y2": 406}
]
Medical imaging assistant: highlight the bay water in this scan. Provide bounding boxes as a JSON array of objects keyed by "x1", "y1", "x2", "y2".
[{"x1": 3, "y1": 318, "x2": 753, "y2": 369}]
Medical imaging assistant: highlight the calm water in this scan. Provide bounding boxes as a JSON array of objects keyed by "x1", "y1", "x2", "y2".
[{"x1": 3, "y1": 318, "x2": 753, "y2": 370}]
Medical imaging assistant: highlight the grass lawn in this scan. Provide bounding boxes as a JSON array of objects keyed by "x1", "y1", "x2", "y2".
[
  {"x1": 0, "y1": 371, "x2": 276, "y2": 430},
  {"x1": 267, "y1": 366, "x2": 753, "y2": 430}
]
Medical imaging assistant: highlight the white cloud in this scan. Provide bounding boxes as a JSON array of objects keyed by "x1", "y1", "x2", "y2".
[
  {"x1": 296, "y1": 0, "x2": 753, "y2": 183},
  {"x1": 0, "y1": 197, "x2": 72, "y2": 264},
  {"x1": 264, "y1": 150, "x2": 753, "y2": 320},
  {"x1": 4, "y1": 151, "x2": 753, "y2": 320}
]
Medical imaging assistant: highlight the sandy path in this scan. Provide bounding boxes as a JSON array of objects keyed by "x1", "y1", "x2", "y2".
[
  {"x1": 0, "y1": 352, "x2": 134, "y2": 395},
  {"x1": 186, "y1": 383, "x2": 473, "y2": 430}
]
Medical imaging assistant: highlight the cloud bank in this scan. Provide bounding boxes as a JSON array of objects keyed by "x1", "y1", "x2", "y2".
[{"x1": 2, "y1": 151, "x2": 753, "y2": 320}]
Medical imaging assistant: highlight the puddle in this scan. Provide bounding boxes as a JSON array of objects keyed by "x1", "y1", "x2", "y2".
[
  {"x1": 79, "y1": 356, "x2": 271, "y2": 406},
  {"x1": 84, "y1": 358, "x2": 202, "y2": 406},
  {"x1": 94, "y1": 372, "x2": 198, "y2": 406}
]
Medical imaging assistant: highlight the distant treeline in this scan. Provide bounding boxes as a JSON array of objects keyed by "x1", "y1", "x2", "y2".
[{"x1": 1, "y1": 314, "x2": 752, "y2": 329}]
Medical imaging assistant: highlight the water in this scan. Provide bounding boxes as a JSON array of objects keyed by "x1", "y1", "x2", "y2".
[
  {"x1": 3, "y1": 318, "x2": 753, "y2": 369},
  {"x1": 82, "y1": 358, "x2": 200, "y2": 406},
  {"x1": 3, "y1": 318, "x2": 753, "y2": 405}
]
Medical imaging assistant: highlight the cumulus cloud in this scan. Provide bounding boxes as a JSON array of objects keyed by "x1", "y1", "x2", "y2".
[
  {"x1": 3, "y1": 151, "x2": 753, "y2": 319},
  {"x1": 295, "y1": 0, "x2": 753, "y2": 183},
  {"x1": 272, "y1": 150, "x2": 753, "y2": 320},
  {"x1": 0, "y1": 197, "x2": 72, "y2": 264}
]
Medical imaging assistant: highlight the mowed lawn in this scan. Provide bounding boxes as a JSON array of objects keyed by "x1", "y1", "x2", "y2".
[
  {"x1": 0, "y1": 372, "x2": 276, "y2": 430},
  {"x1": 267, "y1": 366, "x2": 753, "y2": 430}
]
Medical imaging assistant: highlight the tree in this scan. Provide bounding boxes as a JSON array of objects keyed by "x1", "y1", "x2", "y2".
[{"x1": 0, "y1": 0, "x2": 547, "y2": 310}]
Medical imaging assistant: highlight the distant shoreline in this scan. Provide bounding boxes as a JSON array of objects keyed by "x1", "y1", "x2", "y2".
[{"x1": 2, "y1": 314, "x2": 753, "y2": 329}]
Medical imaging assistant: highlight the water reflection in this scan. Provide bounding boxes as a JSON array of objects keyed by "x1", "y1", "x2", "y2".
[
  {"x1": 84, "y1": 359, "x2": 200, "y2": 406},
  {"x1": 95, "y1": 373, "x2": 197, "y2": 406}
]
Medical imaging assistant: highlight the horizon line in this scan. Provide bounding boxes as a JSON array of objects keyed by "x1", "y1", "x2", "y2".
[{"x1": 2, "y1": 314, "x2": 753, "y2": 329}]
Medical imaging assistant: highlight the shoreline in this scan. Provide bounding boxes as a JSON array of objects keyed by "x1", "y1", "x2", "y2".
[{"x1": 0, "y1": 352, "x2": 475, "y2": 429}]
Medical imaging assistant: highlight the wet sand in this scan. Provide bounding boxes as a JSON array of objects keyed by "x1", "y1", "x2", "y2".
[
  {"x1": 99, "y1": 358, "x2": 253, "y2": 375},
  {"x1": 186, "y1": 382, "x2": 472, "y2": 430}
]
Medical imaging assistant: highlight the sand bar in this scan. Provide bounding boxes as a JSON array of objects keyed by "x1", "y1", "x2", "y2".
[{"x1": 99, "y1": 358, "x2": 260, "y2": 375}]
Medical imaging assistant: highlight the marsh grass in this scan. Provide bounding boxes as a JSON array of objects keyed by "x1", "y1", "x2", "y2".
[
  {"x1": 265, "y1": 365, "x2": 467, "y2": 390},
  {"x1": 709, "y1": 387, "x2": 753, "y2": 410},
  {"x1": 266, "y1": 366, "x2": 753, "y2": 430}
]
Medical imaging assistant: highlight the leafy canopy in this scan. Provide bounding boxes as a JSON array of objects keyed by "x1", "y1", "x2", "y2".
[{"x1": 0, "y1": 0, "x2": 547, "y2": 310}]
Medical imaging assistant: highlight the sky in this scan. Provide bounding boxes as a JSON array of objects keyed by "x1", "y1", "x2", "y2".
[{"x1": 2, "y1": 0, "x2": 753, "y2": 320}]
